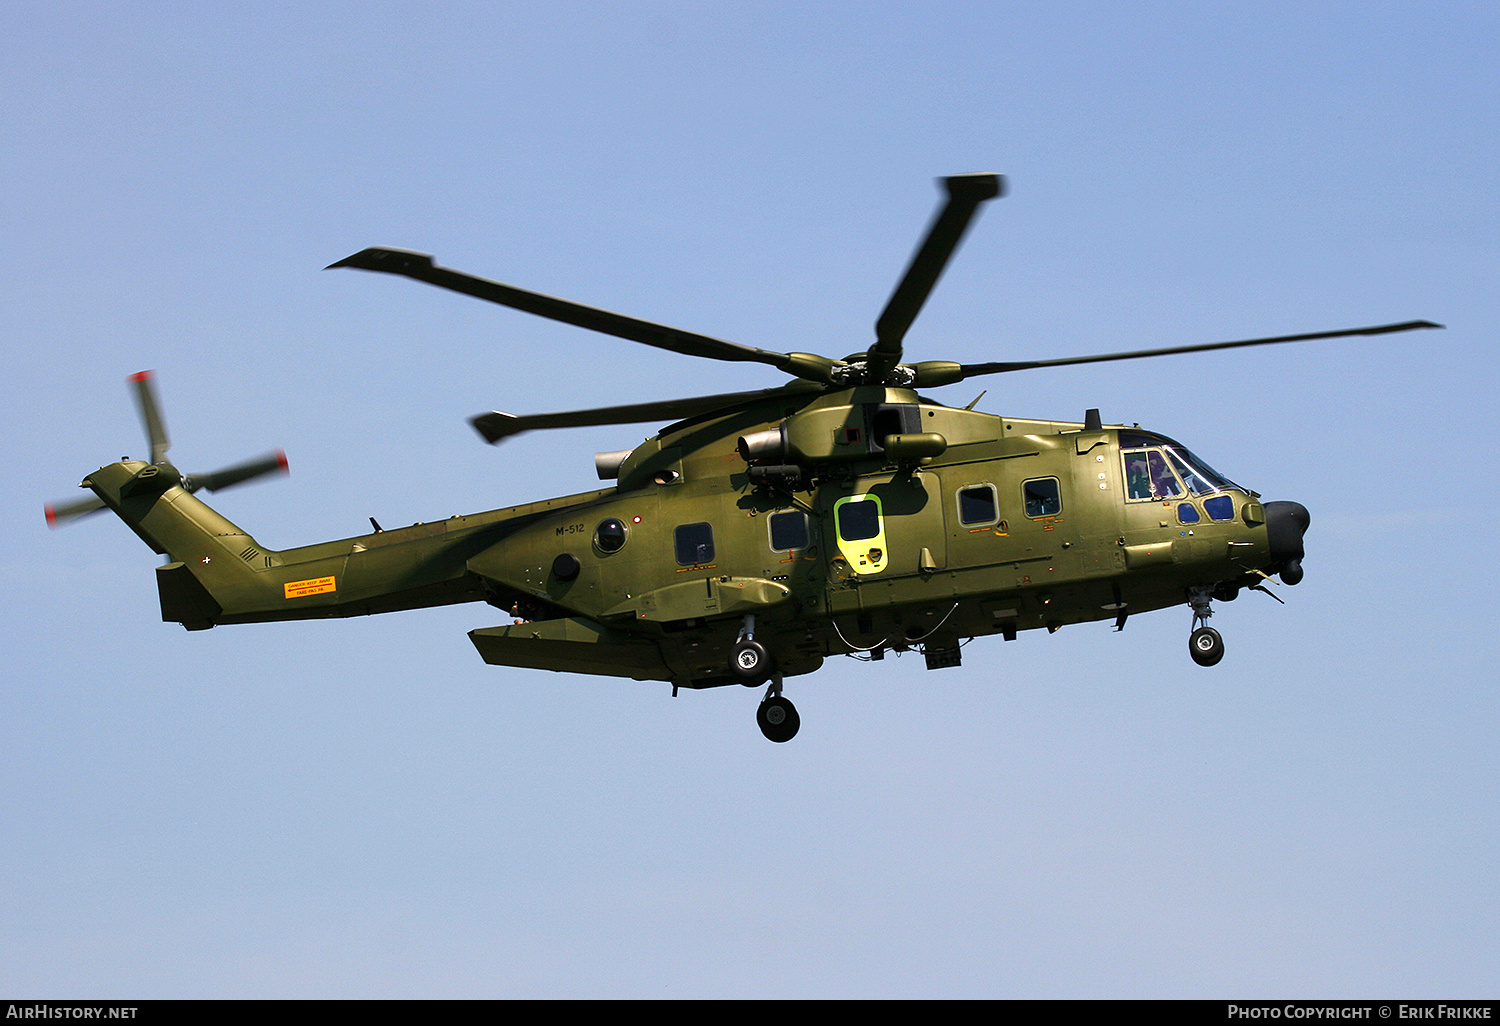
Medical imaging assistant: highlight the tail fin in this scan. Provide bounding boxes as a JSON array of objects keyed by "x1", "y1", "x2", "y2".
[{"x1": 84, "y1": 459, "x2": 294, "y2": 629}]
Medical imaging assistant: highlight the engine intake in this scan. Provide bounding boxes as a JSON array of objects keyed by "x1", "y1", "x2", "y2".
[
  {"x1": 594, "y1": 448, "x2": 634, "y2": 480},
  {"x1": 737, "y1": 424, "x2": 788, "y2": 463}
]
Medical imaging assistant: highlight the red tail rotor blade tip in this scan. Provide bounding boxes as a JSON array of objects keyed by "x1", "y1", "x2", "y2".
[
  {"x1": 276, "y1": 449, "x2": 289, "y2": 472},
  {"x1": 44, "y1": 504, "x2": 57, "y2": 528},
  {"x1": 128, "y1": 370, "x2": 154, "y2": 383}
]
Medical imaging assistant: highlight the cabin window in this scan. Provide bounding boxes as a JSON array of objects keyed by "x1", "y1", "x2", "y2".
[
  {"x1": 1177, "y1": 502, "x2": 1201, "y2": 525},
  {"x1": 768, "y1": 510, "x2": 809, "y2": 552},
  {"x1": 674, "y1": 522, "x2": 715, "y2": 565},
  {"x1": 836, "y1": 498, "x2": 881, "y2": 542},
  {"x1": 957, "y1": 484, "x2": 998, "y2": 527},
  {"x1": 1022, "y1": 477, "x2": 1061, "y2": 518},
  {"x1": 594, "y1": 518, "x2": 627, "y2": 553},
  {"x1": 1204, "y1": 495, "x2": 1235, "y2": 522}
]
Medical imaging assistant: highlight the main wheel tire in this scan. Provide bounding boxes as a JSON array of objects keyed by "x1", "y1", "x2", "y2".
[
  {"x1": 756, "y1": 696, "x2": 800, "y2": 742},
  {"x1": 731, "y1": 638, "x2": 772, "y2": 684},
  {"x1": 1189, "y1": 626, "x2": 1225, "y2": 667}
]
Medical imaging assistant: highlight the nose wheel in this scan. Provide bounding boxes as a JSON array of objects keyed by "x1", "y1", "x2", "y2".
[
  {"x1": 1187, "y1": 587, "x2": 1226, "y2": 667},
  {"x1": 730, "y1": 614, "x2": 776, "y2": 686},
  {"x1": 731, "y1": 637, "x2": 772, "y2": 683},
  {"x1": 1189, "y1": 625, "x2": 1224, "y2": 666}
]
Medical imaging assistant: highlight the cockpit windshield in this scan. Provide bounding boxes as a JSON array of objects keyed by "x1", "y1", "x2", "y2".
[{"x1": 1118, "y1": 430, "x2": 1242, "y2": 499}]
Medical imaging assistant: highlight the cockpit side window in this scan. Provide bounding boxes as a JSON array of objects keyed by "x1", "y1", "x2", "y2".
[
  {"x1": 1120, "y1": 431, "x2": 1244, "y2": 496},
  {"x1": 1123, "y1": 443, "x2": 1232, "y2": 502},
  {"x1": 1125, "y1": 452, "x2": 1152, "y2": 499},
  {"x1": 1147, "y1": 451, "x2": 1183, "y2": 498},
  {"x1": 1168, "y1": 450, "x2": 1214, "y2": 495}
]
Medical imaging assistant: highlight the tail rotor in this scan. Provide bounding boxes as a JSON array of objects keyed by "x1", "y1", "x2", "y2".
[{"x1": 45, "y1": 370, "x2": 288, "y2": 527}]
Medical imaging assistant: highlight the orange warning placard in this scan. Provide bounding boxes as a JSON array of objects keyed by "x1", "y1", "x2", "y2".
[{"x1": 284, "y1": 576, "x2": 336, "y2": 599}]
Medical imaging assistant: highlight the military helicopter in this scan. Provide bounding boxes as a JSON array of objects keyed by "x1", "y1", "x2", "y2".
[{"x1": 48, "y1": 174, "x2": 1439, "y2": 741}]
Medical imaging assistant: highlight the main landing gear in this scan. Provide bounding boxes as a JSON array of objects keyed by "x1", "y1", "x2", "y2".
[
  {"x1": 756, "y1": 680, "x2": 800, "y2": 743},
  {"x1": 1187, "y1": 586, "x2": 1225, "y2": 667}
]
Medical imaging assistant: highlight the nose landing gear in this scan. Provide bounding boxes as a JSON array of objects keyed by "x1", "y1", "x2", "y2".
[
  {"x1": 731, "y1": 614, "x2": 776, "y2": 686},
  {"x1": 1187, "y1": 586, "x2": 1225, "y2": 667}
]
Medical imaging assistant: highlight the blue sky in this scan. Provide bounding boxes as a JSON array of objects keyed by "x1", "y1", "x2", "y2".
[{"x1": 4, "y1": 0, "x2": 1497, "y2": 998}]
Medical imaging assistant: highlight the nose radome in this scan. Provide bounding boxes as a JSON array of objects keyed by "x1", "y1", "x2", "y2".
[
  {"x1": 1264, "y1": 500, "x2": 1311, "y2": 585},
  {"x1": 1278, "y1": 501, "x2": 1310, "y2": 533}
]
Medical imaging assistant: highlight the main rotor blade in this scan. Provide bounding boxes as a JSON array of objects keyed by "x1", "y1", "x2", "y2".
[
  {"x1": 870, "y1": 173, "x2": 1004, "y2": 377},
  {"x1": 330, "y1": 248, "x2": 811, "y2": 376},
  {"x1": 129, "y1": 370, "x2": 170, "y2": 464},
  {"x1": 45, "y1": 494, "x2": 107, "y2": 527},
  {"x1": 952, "y1": 320, "x2": 1444, "y2": 381},
  {"x1": 472, "y1": 385, "x2": 813, "y2": 445},
  {"x1": 185, "y1": 449, "x2": 289, "y2": 493}
]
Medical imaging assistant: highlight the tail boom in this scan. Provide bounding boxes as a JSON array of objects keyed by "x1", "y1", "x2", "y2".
[{"x1": 84, "y1": 460, "x2": 492, "y2": 630}]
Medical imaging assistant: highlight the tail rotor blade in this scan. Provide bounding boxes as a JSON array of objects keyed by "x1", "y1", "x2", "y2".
[
  {"x1": 186, "y1": 449, "x2": 289, "y2": 493},
  {"x1": 45, "y1": 495, "x2": 107, "y2": 527},
  {"x1": 129, "y1": 370, "x2": 171, "y2": 464}
]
